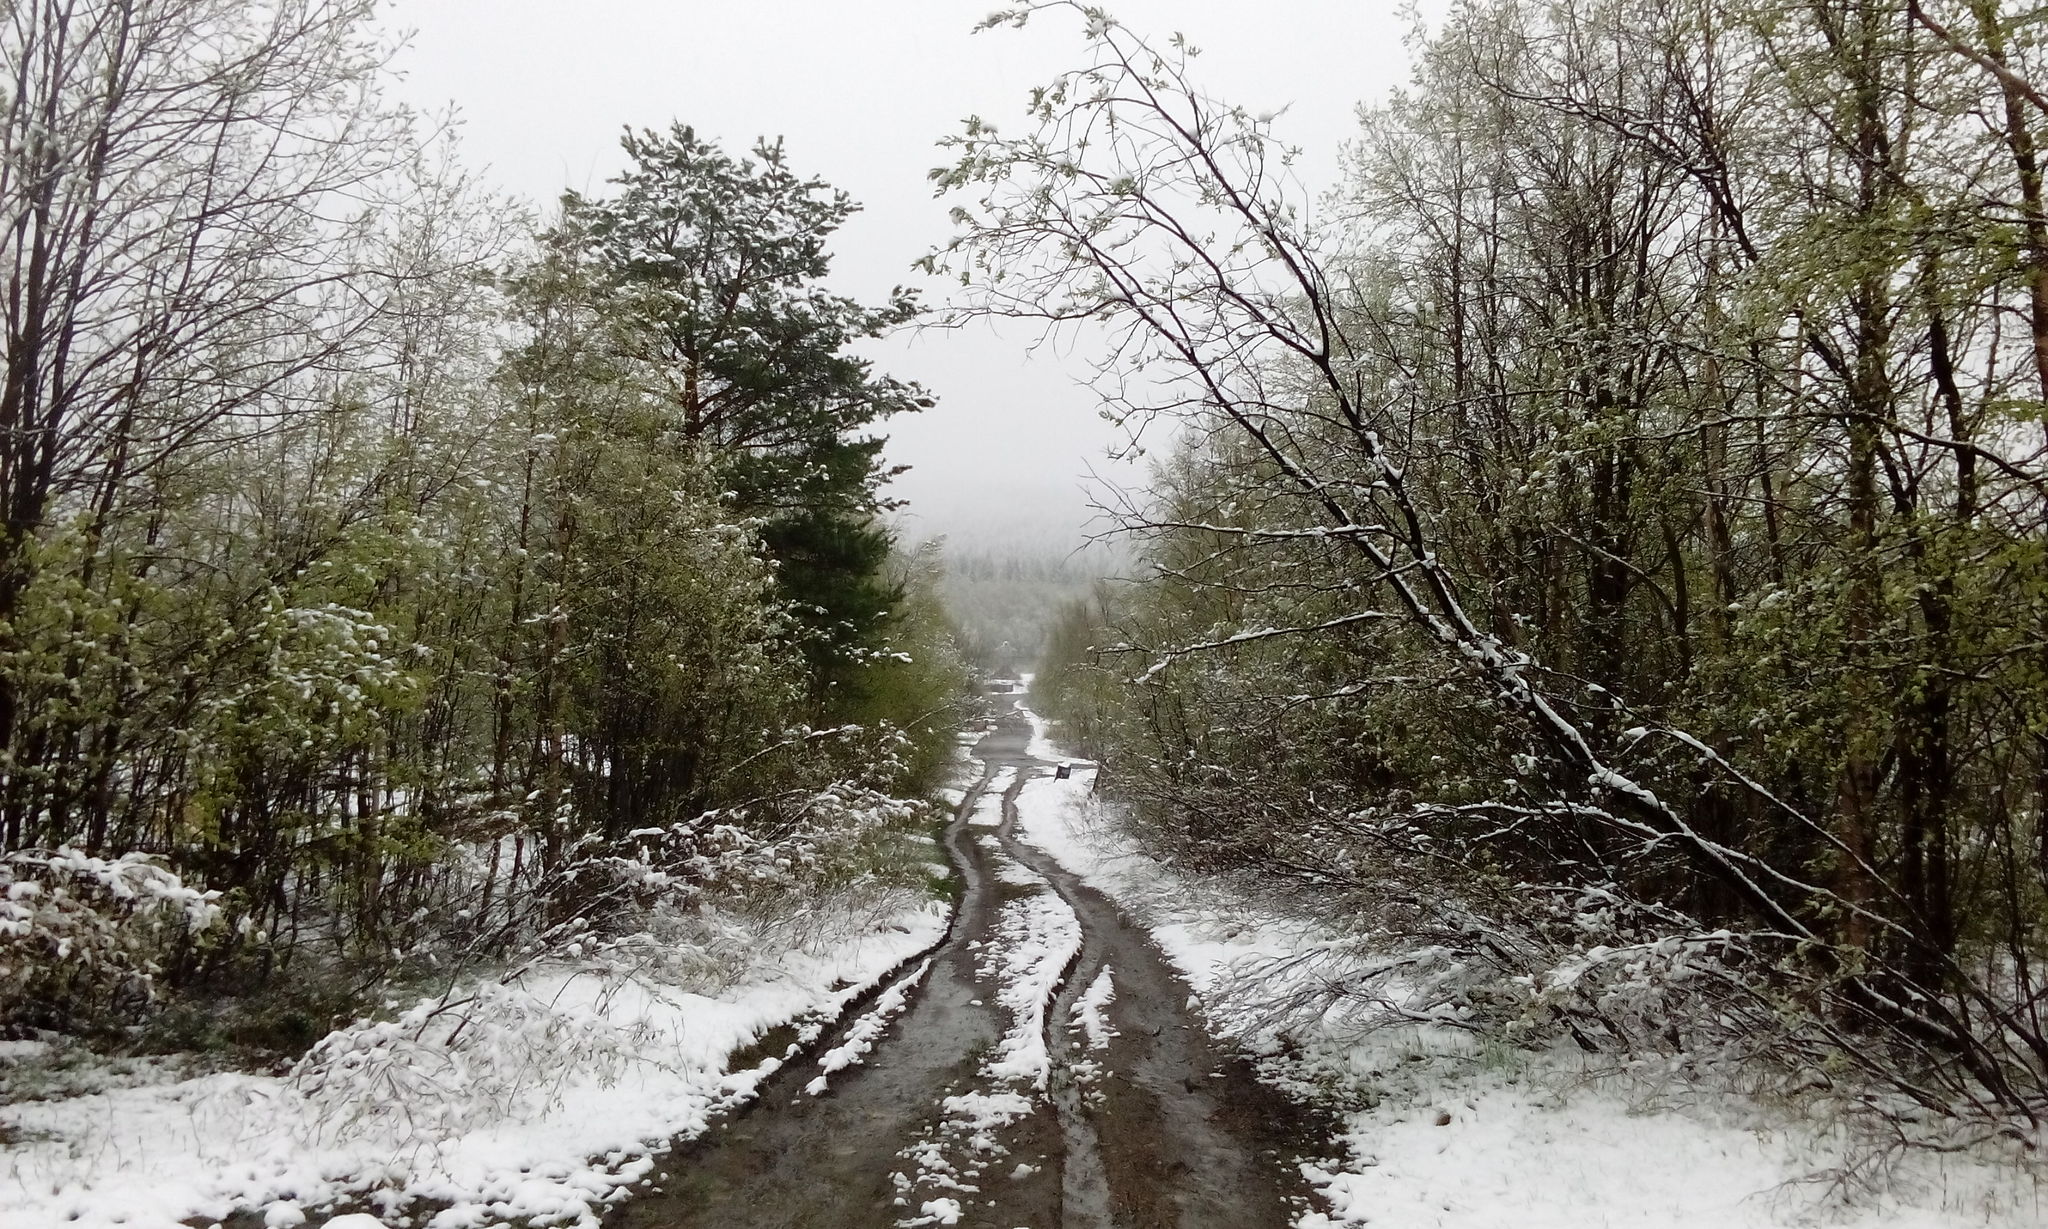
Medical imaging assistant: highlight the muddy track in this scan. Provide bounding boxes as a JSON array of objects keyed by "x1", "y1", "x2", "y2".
[{"x1": 604, "y1": 704, "x2": 1316, "y2": 1228}]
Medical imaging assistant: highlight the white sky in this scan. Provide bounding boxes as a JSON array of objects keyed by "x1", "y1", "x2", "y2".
[{"x1": 380, "y1": 0, "x2": 1425, "y2": 550}]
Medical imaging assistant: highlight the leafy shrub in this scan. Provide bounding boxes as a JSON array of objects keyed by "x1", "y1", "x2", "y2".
[{"x1": 0, "y1": 849, "x2": 221, "y2": 1032}]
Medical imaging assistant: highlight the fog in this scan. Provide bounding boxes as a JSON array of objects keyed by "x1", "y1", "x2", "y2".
[{"x1": 381, "y1": 0, "x2": 1422, "y2": 550}]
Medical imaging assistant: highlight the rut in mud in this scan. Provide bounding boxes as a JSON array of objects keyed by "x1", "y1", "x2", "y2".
[{"x1": 605, "y1": 705, "x2": 1318, "y2": 1228}]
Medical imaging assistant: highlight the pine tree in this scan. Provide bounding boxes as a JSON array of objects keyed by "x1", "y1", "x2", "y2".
[{"x1": 562, "y1": 126, "x2": 930, "y2": 692}]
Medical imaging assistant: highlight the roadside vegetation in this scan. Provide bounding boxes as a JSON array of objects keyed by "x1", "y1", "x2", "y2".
[
  {"x1": 7, "y1": 0, "x2": 2048, "y2": 1221},
  {"x1": 976, "y1": 0, "x2": 2048, "y2": 1147},
  {"x1": 0, "y1": 0, "x2": 971, "y2": 1069}
]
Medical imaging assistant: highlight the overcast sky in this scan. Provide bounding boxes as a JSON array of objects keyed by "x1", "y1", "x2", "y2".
[{"x1": 380, "y1": 1, "x2": 1425, "y2": 550}]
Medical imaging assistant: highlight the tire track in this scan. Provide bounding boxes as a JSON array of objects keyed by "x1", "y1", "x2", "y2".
[
  {"x1": 982, "y1": 708, "x2": 1319, "y2": 1229},
  {"x1": 604, "y1": 757, "x2": 1062, "y2": 1229},
  {"x1": 993, "y1": 764, "x2": 1116, "y2": 1229},
  {"x1": 602, "y1": 703, "x2": 1320, "y2": 1228}
]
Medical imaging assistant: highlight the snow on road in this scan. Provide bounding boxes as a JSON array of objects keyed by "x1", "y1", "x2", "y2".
[
  {"x1": 1071, "y1": 966, "x2": 1115, "y2": 1052},
  {"x1": 891, "y1": 1085, "x2": 1037, "y2": 1224},
  {"x1": 981, "y1": 877, "x2": 1082, "y2": 1089},
  {"x1": 890, "y1": 839, "x2": 1079, "y2": 1225},
  {"x1": 1009, "y1": 701, "x2": 2046, "y2": 1229},
  {"x1": 966, "y1": 767, "x2": 1014, "y2": 826},
  {"x1": 807, "y1": 958, "x2": 933, "y2": 1096}
]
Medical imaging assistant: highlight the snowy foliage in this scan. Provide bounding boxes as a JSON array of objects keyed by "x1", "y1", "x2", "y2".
[
  {"x1": 292, "y1": 978, "x2": 641, "y2": 1143},
  {"x1": 0, "y1": 849, "x2": 221, "y2": 1029},
  {"x1": 519, "y1": 770, "x2": 941, "y2": 1001},
  {"x1": 1013, "y1": 718, "x2": 2046, "y2": 1226},
  {"x1": 546, "y1": 765, "x2": 932, "y2": 923},
  {"x1": 946, "y1": 0, "x2": 2048, "y2": 1138}
]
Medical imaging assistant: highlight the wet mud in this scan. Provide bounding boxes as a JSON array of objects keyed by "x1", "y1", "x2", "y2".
[{"x1": 605, "y1": 704, "x2": 1319, "y2": 1228}]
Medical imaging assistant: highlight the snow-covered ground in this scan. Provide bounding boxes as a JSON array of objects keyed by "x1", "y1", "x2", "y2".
[
  {"x1": 1010, "y1": 704, "x2": 2048, "y2": 1229},
  {"x1": 1, "y1": 899, "x2": 948, "y2": 1229}
]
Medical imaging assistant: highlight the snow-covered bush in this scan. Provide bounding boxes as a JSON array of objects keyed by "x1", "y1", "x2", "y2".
[
  {"x1": 1210, "y1": 867, "x2": 1770, "y2": 1065},
  {"x1": 527, "y1": 769, "x2": 937, "y2": 989},
  {"x1": 544, "y1": 774, "x2": 930, "y2": 916},
  {"x1": 292, "y1": 977, "x2": 640, "y2": 1144},
  {"x1": 286, "y1": 768, "x2": 942, "y2": 1153},
  {"x1": 0, "y1": 848, "x2": 221, "y2": 1030}
]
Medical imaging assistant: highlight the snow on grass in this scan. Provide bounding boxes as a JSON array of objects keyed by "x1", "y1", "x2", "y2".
[
  {"x1": 0, "y1": 901, "x2": 949, "y2": 1229},
  {"x1": 1296, "y1": 1061, "x2": 2048, "y2": 1229},
  {"x1": 1290, "y1": 1023, "x2": 2048, "y2": 1229},
  {"x1": 806, "y1": 958, "x2": 932, "y2": 1096},
  {"x1": 1010, "y1": 702, "x2": 2048, "y2": 1229}
]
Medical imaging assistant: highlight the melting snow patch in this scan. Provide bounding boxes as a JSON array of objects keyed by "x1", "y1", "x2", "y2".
[
  {"x1": 891, "y1": 1091, "x2": 1038, "y2": 1225},
  {"x1": 942, "y1": 1090, "x2": 1036, "y2": 1146},
  {"x1": 981, "y1": 891, "x2": 1082, "y2": 1089},
  {"x1": 1072, "y1": 966, "x2": 1116, "y2": 1051},
  {"x1": 806, "y1": 959, "x2": 932, "y2": 1096},
  {"x1": 966, "y1": 768, "x2": 1015, "y2": 826},
  {"x1": 902, "y1": 1196, "x2": 963, "y2": 1226},
  {"x1": 891, "y1": 859, "x2": 1075, "y2": 1223},
  {"x1": 992, "y1": 854, "x2": 1046, "y2": 887},
  {"x1": 1015, "y1": 702, "x2": 1060, "y2": 760}
]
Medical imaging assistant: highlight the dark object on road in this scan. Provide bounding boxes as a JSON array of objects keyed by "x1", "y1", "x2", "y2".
[{"x1": 1055, "y1": 763, "x2": 1072, "y2": 779}]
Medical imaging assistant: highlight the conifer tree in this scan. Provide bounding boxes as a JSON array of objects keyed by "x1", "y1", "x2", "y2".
[{"x1": 563, "y1": 126, "x2": 930, "y2": 692}]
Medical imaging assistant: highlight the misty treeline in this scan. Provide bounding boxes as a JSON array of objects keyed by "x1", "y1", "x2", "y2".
[
  {"x1": 951, "y1": 0, "x2": 2048, "y2": 1132},
  {"x1": 0, "y1": 0, "x2": 968, "y2": 1043},
  {"x1": 939, "y1": 546, "x2": 1108, "y2": 669}
]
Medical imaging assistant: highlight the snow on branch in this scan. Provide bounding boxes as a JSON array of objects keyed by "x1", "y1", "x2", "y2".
[{"x1": 1134, "y1": 610, "x2": 1393, "y2": 683}]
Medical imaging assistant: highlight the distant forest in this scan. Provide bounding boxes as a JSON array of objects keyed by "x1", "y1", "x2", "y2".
[{"x1": 931, "y1": 544, "x2": 1112, "y2": 672}]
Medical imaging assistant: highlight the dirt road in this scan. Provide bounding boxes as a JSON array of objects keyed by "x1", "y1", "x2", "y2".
[{"x1": 605, "y1": 705, "x2": 1316, "y2": 1228}]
